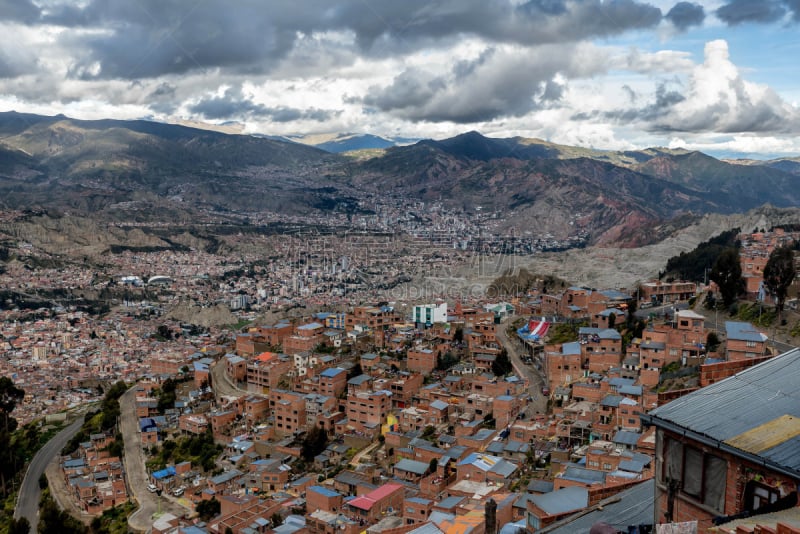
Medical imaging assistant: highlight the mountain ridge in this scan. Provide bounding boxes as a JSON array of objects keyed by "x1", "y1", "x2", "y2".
[{"x1": 1, "y1": 111, "x2": 798, "y2": 248}]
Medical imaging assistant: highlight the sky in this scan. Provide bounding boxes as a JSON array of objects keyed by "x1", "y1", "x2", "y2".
[{"x1": 1, "y1": 0, "x2": 800, "y2": 158}]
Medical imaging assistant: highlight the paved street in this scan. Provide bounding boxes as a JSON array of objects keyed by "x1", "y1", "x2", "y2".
[
  {"x1": 15, "y1": 417, "x2": 84, "y2": 527},
  {"x1": 120, "y1": 385, "x2": 185, "y2": 532},
  {"x1": 210, "y1": 359, "x2": 249, "y2": 400},
  {"x1": 496, "y1": 318, "x2": 548, "y2": 417}
]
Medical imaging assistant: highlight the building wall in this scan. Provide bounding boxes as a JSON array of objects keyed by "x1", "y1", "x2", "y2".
[
  {"x1": 407, "y1": 348, "x2": 437, "y2": 374},
  {"x1": 270, "y1": 389, "x2": 307, "y2": 436},
  {"x1": 654, "y1": 427, "x2": 800, "y2": 527}
]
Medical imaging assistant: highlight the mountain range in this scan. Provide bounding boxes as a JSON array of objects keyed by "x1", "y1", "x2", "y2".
[{"x1": 0, "y1": 111, "x2": 798, "y2": 247}]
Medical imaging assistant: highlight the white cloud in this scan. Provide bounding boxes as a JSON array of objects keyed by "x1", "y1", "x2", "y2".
[{"x1": 655, "y1": 39, "x2": 800, "y2": 133}]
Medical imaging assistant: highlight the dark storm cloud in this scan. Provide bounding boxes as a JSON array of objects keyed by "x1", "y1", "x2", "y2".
[
  {"x1": 0, "y1": 0, "x2": 40, "y2": 23},
  {"x1": 190, "y1": 86, "x2": 338, "y2": 122},
  {"x1": 362, "y1": 69, "x2": 445, "y2": 112},
  {"x1": 32, "y1": 0, "x2": 667, "y2": 80},
  {"x1": 147, "y1": 82, "x2": 178, "y2": 114},
  {"x1": 786, "y1": 0, "x2": 800, "y2": 20},
  {"x1": 715, "y1": 0, "x2": 787, "y2": 25},
  {"x1": 665, "y1": 2, "x2": 705, "y2": 30},
  {"x1": 363, "y1": 44, "x2": 594, "y2": 123},
  {"x1": 597, "y1": 82, "x2": 686, "y2": 123}
]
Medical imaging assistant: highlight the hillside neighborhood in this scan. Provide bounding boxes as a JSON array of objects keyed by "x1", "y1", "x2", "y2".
[{"x1": 3, "y1": 227, "x2": 800, "y2": 534}]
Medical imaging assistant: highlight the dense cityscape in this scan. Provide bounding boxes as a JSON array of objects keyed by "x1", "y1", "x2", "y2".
[{"x1": 3, "y1": 219, "x2": 800, "y2": 534}]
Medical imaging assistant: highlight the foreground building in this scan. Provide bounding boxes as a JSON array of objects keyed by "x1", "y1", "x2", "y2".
[{"x1": 642, "y1": 348, "x2": 800, "y2": 532}]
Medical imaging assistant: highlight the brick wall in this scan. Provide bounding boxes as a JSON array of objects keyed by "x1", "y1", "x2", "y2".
[{"x1": 699, "y1": 356, "x2": 771, "y2": 387}]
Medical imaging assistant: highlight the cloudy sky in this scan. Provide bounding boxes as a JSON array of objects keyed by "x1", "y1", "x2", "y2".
[{"x1": 2, "y1": 0, "x2": 800, "y2": 157}]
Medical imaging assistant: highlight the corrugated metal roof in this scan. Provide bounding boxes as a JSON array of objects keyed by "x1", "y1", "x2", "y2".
[
  {"x1": 395, "y1": 459, "x2": 429, "y2": 475},
  {"x1": 561, "y1": 465, "x2": 606, "y2": 484},
  {"x1": 531, "y1": 486, "x2": 588, "y2": 515},
  {"x1": 725, "y1": 414, "x2": 800, "y2": 454},
  {"x1": 613, "y1": 430, "x2": 641, "y2": 446},
  {"x1": 725, "y1": 321, "x2": 768, "y2": 342},
  {"x1": 600, "y1": 395, "x2": 624, "y2": 407},
  {"x1": 548, "y1": 479, "x2": 653, "y2": 534},
  {"x1": 408, "y1": 523, "x2": 444, "y2": 534},
  {"x1": 647, "y1": 348, "x2": 800, "y2": 474}
]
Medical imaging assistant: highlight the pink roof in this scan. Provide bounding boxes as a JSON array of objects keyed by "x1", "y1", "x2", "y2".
[{"x1": 347, "y1": 483, "x2": 403, "y2": 511}]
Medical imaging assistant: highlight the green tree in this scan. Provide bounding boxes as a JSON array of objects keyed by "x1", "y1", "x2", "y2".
[
  {"x1": 0, "y1": 377, "x2": 24, "y2": 496},
  {"x1": 710, "y1": 248, "x2": 744, "y2": 307},
  {"x1": 491, "y1": 349, "x2": 513, "y2": 377},
  {"x1": 763, "y1": 244, "x2": 797, "y2": 321},
  {"x1": 0, "y1": 376, "x2": 24, "y2": 432},
  {"x1": 706, "y1": 331, "x2": 721, "y2": 353},
  {"x1": 39, "y1": 490, "x2": 87, "y2": 533},
  {"x1": 436, "y1": 352, "x2": 459, "y2": 371},
  {"x1": 195, "y1": 497, "x2": 221, "y2": 520},
  {"x1": 271, "y1": 513, "x2": 284, "y2": 527},
  {"x1": 300, "y1": 426, "x2": 328, "y2": 461},
  {"x1": 8, "y1": 517, "x2": 31, "y2": 534}
]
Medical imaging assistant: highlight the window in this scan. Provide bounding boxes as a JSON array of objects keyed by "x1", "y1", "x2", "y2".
[
  {"x1": 662, "y1": 437, "x2": 727, "y2": 512},
  {"x1": 744, "y1": 480, "x2": 781, "y2": 513},
  {"x1": 746, "y1": 341, "x2": 756, "y2": 348}
]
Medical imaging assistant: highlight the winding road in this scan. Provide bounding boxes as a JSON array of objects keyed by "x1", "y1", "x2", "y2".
[
  {"x1": 120, "y1": 386, "x2": 185, "y2": 532},
  {"x1": 15, "y1": 417, "x2": 84, "y2": 527},
  {"x1": 210, "y1": 359, "x2": 249, "y2": 400},
  {"x1": 496, "y1": 317, "x2": 548, "y2": 416}
]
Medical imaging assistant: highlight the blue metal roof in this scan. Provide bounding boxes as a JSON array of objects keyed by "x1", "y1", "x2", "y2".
[
  {"x1": 309, "y1": 485, "x2": 340, "y2": 498},
  {"x1": 725, "y1": 321, "x2": 767, "y2": 342},
  {"x1": 612, "y1": 430, "x2": 641, "y2": 446},
  {"x1": 320, "y1": 367, "x2": 346, "y2": 378}
]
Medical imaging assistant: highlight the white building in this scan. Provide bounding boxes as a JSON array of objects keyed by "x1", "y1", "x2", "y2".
[{"x1": 413, "y1": 302, "x2": 448, "y2": 325}]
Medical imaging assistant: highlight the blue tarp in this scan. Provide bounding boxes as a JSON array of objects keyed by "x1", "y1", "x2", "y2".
[{"x1": 152, "y1": 466, "x2": 176, "y2": 480}]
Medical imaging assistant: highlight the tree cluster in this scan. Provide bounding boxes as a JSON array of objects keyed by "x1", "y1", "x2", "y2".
[
  {"x1": 710, "y1": 248, "x2": 745, "y2": 308},
  {"x1": 763, "y1": 244, "x2": 797, "y2": 320},
  {"x1": 0, "y1": 376, "x2": 25, "y2": 496},
  {"x1": 149, "y1": 428, "x2": 221, "y2": 472},
  {"x1": 663, "y1": 228, "x2": 740, "y2": 282}
]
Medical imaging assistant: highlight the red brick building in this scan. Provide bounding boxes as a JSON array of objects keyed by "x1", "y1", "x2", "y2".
[
  {"x1": 407, "y1": 347, "x2": 437, "y2": 374},
  {"x1": 725, "y1": 321, "x2": 769, "y2": 361},
  {"x1": 343, "y1": 483, "x2": 405, "y2": 524},
  {"x1": 246, "y1": 352, "x2": 293, "y2": 394},
  {"x1": 269, "y1": 389, "x2": 307, "y2": 436}
]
